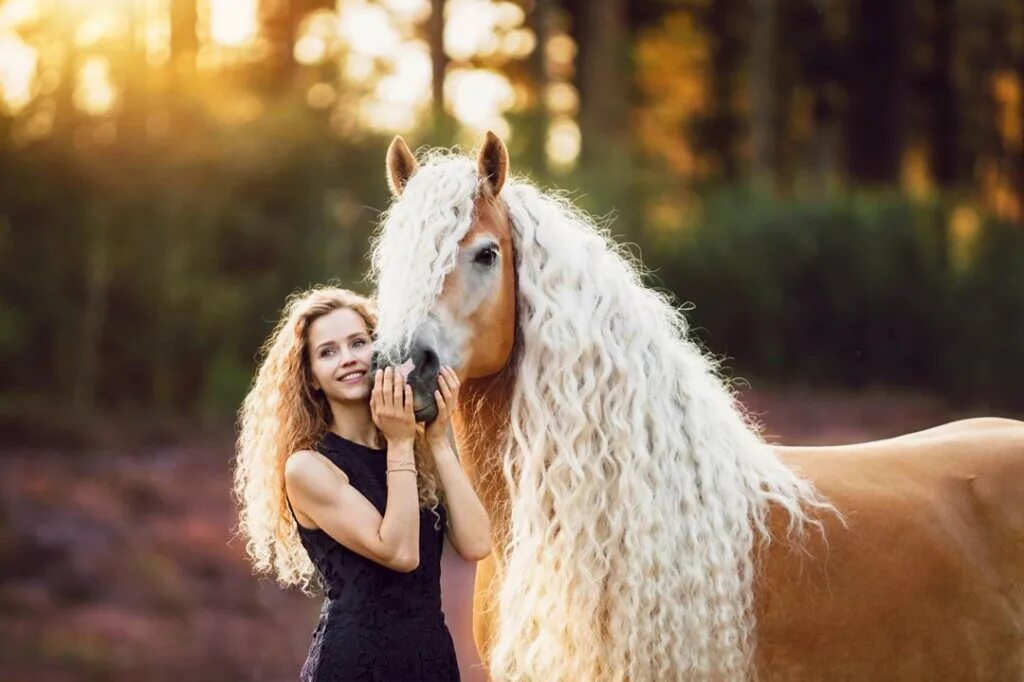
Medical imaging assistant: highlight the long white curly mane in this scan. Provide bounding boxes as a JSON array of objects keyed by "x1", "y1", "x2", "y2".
[{"x1": 370, "y1": 150, "x2": 828, "y2": 681}]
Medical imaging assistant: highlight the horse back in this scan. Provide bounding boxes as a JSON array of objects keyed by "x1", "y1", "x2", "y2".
[{"x1": 756, "y1": 422, "x2": 1024, "y2": 680}]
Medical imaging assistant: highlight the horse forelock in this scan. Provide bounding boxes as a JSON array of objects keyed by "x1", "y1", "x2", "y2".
[{"x1": 370, "y1": 155, "x2": 479, "y2": 361}]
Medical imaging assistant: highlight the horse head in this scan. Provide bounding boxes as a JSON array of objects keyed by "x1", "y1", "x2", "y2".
[{"x1": 376, "y1": 132, "x2": 519, "y2": 424}]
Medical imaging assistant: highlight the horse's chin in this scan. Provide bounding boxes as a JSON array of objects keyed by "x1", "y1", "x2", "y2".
[{"x1": 414, "y1": 402, "x2": 439, "y2": 424}]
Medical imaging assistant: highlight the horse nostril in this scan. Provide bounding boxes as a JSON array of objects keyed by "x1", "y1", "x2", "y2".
[{"x1": 413, "y1": 348, "x2": 441, "y2": 377}]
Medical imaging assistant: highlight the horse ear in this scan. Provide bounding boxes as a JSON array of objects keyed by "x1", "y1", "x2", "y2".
[
  {"x1": 386, "y1": 136, "x2": 418, "y2": 196},
  {"x1": 477, "y1": 130, "x2": 508, "y2": 195}
]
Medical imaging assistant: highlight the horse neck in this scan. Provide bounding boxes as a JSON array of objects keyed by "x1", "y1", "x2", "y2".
[{"x1": 452, "y1": 370, "x2": 515, "y2": 540}]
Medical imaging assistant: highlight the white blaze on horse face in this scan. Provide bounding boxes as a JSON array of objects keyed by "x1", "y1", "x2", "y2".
[
  {"x1": 429, "y1": 234, "x2": 505, "y2": 377},
  {"x1": 413, "y1": 308, "x2": 466, "y2": 372}
]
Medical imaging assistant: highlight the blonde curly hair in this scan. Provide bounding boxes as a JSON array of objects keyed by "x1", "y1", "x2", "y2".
[{"x1": 232, "y1": 285, "x2": 443, "y2": 592}]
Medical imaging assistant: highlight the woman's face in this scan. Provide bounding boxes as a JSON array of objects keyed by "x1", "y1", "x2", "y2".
[{"x1": 307, "y1": 307, "x2": 374, "y2": 404}]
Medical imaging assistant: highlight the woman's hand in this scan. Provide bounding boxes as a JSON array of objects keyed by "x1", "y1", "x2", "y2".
[
  {"x1": 370, "y1": 366, "x2": 417, "y2": 444},
  {"x1": 424, "y1": 365, "x2": 460, "y2": 447}
]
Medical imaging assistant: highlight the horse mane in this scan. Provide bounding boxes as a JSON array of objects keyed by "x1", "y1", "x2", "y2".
[{"x1": 371, "y1": 153, "x2": 829, "y2": 680}]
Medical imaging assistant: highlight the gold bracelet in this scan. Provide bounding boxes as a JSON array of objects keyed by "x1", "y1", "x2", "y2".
[
  {"x1": 386, "y1": 466, "x2": 418, "y2": 475},
  {"x1": 387, "y1": 459, "x2": 415, "y2": 468}
]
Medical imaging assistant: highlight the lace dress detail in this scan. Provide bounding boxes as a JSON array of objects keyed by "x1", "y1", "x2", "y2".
[{"x1": 288, "y1": 431, "x2": 459, "y2": 681}]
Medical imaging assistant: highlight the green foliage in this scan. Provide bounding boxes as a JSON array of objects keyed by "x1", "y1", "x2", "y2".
[
  {"x1": 3, "y1": 98, "x2": 1021, "y2": 422},
  {"x1": 0, "y1": 96, "x2": 393, "y2": 419},
  {"x1": 648, "y1": 190, "x2": 1024, "y2": 407}
]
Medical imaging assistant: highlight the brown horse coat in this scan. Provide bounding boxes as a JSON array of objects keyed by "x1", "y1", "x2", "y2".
[{"x1": 460, "y1": 417, "x2": 1024, "y2": 680}]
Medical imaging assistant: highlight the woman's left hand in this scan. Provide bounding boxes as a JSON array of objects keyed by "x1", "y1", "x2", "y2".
[{"x1": 424, "y1": 365, "x2": 460, "y2": 445}]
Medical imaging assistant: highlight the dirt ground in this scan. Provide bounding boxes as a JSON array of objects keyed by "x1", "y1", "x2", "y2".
[{"x1": 0, "y1": 388, "x2": 1006, "y2": 681}]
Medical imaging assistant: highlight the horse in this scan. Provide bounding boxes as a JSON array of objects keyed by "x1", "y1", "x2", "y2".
[{"x1": 368, "y1": 132, "x2": 1024, "y2": 681}]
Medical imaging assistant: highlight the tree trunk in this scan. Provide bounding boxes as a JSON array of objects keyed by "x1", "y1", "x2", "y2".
[
  {"x1": 702, "y1": 0, "x2": 742, "y2": 180},
  {"x1": 749, "y1": 0, "x2": 776, "y2": 188},
  {"x1": 428, "y1": 0, "x2": 453, "y2": 139},
  {"x1": 259, "y1": 0, "x2": 333, "y2": 91},
  {"x1": 170, "y1": 0, "x2": 198, "y2": 80},
  {"x1": 846, "y1": 0, "x2": 907, "y2": 183},
  {"x1": 577, "y1": 0, "x2": 628, "y2": 165},
  {"x1": 524, "y1": 0, "x2": 551, "y2": 174},
  {"x1": 929, "y1": 0, "x2": 959, "y2": 186},
  {"x1": 73, "y1": 206, "x2": 111, "y2": 413}
]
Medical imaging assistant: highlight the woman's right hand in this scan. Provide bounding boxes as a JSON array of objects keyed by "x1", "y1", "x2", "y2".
[{"x1": 370, "y1": 366, "x2": 417, "y2": 444}]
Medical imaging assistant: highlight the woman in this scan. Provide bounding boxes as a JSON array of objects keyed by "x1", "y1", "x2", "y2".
[{"x1": 233, "y1": 285, "x2": 492, "y2": 681}]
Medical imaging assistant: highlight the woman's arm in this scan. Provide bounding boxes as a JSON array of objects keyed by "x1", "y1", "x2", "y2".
[
  {"x1": 284, "y1": 366, "x2": 422, "y2": 572},
  {"x1": 428, "y1": 434, "x2": 492, "y2": 561},
  {"x1": 285, "y1": 438, "x2": 420, "y2": 571}
]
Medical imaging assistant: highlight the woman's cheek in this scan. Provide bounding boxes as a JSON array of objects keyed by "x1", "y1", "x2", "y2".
[{"x1": 313, "y1": 359, "x2": 332, "y2": 386}]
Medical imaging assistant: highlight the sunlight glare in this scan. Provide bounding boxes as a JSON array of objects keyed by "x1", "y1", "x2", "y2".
[
  {"x1": 294, "y1": 34, "x2": 327, "y2": 65},
  {"x1": 547, "y1": 116, "x2": 580, "y2": 169},
  {"x1": 493, "y1": 1, "x2": 524, "y2": 28},
  {"x1": 144, "y1": 0, "x2": 172, "y2": 66},
  {"x1": 392, "y1": 40, "x2": 431, "y2": 88},
  {"x1": 501, "y1": 28, "x2": 535, "y2": 58},
  {"x1": 306, "y1": 82, "x2": 336, "y2": 109},
  {"x1": 209, "y1": 0, "x2": 258, "y2": 47},
  {"x1": 445, "y1": 0, "x2": 503, "y2": 60},
  {"x1": 302, "y1": 9, "x2": 338, "y2": 40},
  {"x1": 446, "y1": 68, "x2": 514, "y2": 133},
  {"x1": 546, "y1": 82, "x2": 578, "y2": 115},
  {"x1": 358, "y1": 98, "x2": 418, "y2": 133},
  {"x1": 546, "y1": 33, "x2": 575, "y2": 79},
  {"x1": 74, "y1": 9, "x2": 129, "y2": 48},
  {"x1": 380, "y1": 0, "x2": 430, "y2": 22},
  {"x1": 343, "y1": 52, "x2": 376, "y2": 84},
  {"x1": 0, "y1": 0, "x2": 38, "y2": 30},
  {"x1": 74, "y1": 56, "x2": 118, "y2": 116},
  {"x1": 0, "y1": 32, "x2": 37, "y2": 113},
  {"x1": 339, "y1": 1, "x2": 399, "y2": 57}
]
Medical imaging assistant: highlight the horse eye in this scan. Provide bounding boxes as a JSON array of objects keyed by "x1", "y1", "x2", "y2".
[{"x1": 474, "y1": 247, "x2": 498, "y2": 267}]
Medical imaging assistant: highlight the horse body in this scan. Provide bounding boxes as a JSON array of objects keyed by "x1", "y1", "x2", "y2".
[
  {"x1": 372, "y1": 134, "x2": 1024, "y2": 680},
  {"x1": 760, "y1": 421, "x2": 1024, "y2": 680},
  {"x1": 460, "y1": 418, "x2": 1024, "y2": 680}
]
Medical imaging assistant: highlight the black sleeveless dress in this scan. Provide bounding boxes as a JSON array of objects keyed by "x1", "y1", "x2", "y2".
[{"x1": 288, "y1": 431, "x2": 460, "y2": 681}]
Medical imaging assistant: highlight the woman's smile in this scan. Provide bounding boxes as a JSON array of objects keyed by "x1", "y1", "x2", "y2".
[{"x1": 337, "y1": 370, "x2": 367, "y2": 384}]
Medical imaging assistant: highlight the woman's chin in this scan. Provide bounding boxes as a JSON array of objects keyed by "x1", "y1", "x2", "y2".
[{"x1": 328, "y1": 384, "x2": 370, "y2": 404}]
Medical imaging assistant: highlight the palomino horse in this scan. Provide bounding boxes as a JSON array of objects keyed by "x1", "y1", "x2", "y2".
[{"x1": 369, "y1": 133, "x2": 1024, "y2": 681}]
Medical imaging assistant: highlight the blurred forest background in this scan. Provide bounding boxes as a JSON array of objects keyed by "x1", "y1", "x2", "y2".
[{"x1": 1, "y1": 0, "x2": 1023, "y2": 679}]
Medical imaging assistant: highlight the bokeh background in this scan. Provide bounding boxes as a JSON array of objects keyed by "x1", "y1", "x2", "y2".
[{"x1": 1, "y1": 0, "x2": 1022, "y2": 679}]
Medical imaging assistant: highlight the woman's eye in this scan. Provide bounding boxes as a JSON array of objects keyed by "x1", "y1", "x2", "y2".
[
  {"x1": 321, "y1": 348, "x2": 335, "y2": 357},
  {"x1": 353, "y1": 339, "x2": 366, "y2": 348},
  {"x1": 474, "y1": 247, "x2": 497, "y2": 267}
]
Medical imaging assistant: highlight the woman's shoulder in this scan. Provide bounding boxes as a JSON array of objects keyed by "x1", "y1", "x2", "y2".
[{"x1": 285, "y1": 449, "x2": 350, "y2": 495}]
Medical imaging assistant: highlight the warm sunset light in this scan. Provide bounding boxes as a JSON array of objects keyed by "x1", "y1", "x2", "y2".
[
  {"x1": 0, "y1": 0, "x2": 37, "y2": 29},
  {"x1": 74, "y1": 8, "x2": 128, "y2": 48},
  {"x1": 74, "y1": 56, "x2": 117, "y2": 116},
  {"x1": 0, "y1": 31, "x2": 35, "y2": 112},
  {"x1": 338, "y1": 1, "x2": 400, "y2": 57},
  {"x1": 444, "y1": 0, "x2": 522, "y2": 60},
  {"x1": 209, "y1": 0, "x2": 258, "y2": 47},
  {"x1": 0, "y1": 0, "x2": 562, "y2": 147},
  {"x1": 447, "y1": 67, "x2": 515, "y2": 137},
  {"x1": 546, "y1": 116, "x2": 580, "y2": 169},
  {"x1": 4, "y1": 3, "x2": 1024, "y2": 681}
]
